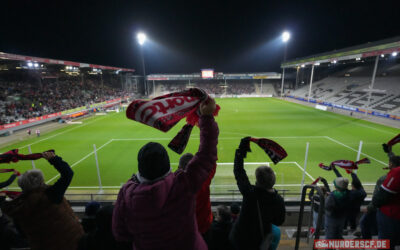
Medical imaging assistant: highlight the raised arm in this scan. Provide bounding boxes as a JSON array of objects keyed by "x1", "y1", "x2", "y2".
[
  {"x1": 44, "y1": 152, "x2": 73, "y2": 204},
  {"x1": 351, "y1": 173, "x2": 363, "y2": 190},
  {"x1": 320, "y1": 177, "x2": 331, "y2": 193},
  {"x1": 233, "y1": 137, "x2": 253, "y2": 196},
  {"x1": 184, "y1": 98, "x2": 219, "y2": 194},
  {"x1": 332, "y1": 165, "x2": 342, "y2": 177}
]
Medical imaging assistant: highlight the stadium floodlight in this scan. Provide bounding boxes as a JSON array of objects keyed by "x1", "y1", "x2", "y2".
[
  {"x1": 282, "y1": 31, "x2": 290, "y2": 43},
  {"x1": 380, "y1": 54, "x2": 385, "y2": 58},
  {"x1": 34, "y1": 63, "x2": 39, "y2": 68},
  {"x1": 137, "y1": 32, "x2": 147, "y2": 46},
  {"x1": 392, "y1": 51, "x2": 398, "y2": 57},
  {"x1": 301, "y1": 64, "x2": 305, "y2": 68},
  {"x1": 27, "y1": 62, "x2": 33, "y2": 67},
  {"x1": 356, "y1": 57, "x2": 361, "y2": 61},
  {"x1": 333, "y1": 60, "x2": 337, "y2": 64}
]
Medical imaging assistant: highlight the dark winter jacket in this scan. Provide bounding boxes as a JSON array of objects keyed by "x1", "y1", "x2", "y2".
[
  {"x1": 209, "y1": 220, "x2": 234, "y2": 250},
  {"x1": 229, "y1": 149, "x2": 286, "y2": 250},
  {"x1": 1, "y1": 156, "x2": 83, "y2": 250}
]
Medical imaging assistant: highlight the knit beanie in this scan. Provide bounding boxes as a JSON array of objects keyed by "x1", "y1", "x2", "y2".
[
  {"x1": 138, "y1": 142, "x2": 171, "y2": 181},
  {"x1": 334, "y1": 177, "x2": 349, "y2": 191}
]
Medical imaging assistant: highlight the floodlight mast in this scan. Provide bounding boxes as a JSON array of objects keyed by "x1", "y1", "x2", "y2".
[
  {"x1": 281, "y1": 31, "x2": 290, "y2": 97},
  {"x1": 137, "y1": 32, "x2": 147, "y2": 95}
]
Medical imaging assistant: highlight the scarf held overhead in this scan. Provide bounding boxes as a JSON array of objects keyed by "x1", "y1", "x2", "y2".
[
  {"x1": 0, "y1": 149, "x2": 55, "y2": 164},
  {"x1": 241, "y1": 137, "x2": 287, "y2": 164},
  {"x1": 319, "y1": 158, "x2": 370, "y2": 174},
  {"x1": 388, "y1": 134, "x2": 400, "y2": 147},
  {"x1": 126, "y1": 88, "x2": 220, "y2": 154}
]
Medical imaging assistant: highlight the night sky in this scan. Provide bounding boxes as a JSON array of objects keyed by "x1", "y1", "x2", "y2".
[{"x1": 1, "y1": 0, "x2": 399, "y2": 74}]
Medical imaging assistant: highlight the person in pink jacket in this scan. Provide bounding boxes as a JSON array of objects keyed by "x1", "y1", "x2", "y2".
[{"x1": 112, "y1": 98, "x2": 219, "y2": 250}]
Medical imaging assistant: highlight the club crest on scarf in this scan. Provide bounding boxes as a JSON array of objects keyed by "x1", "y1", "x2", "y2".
[{"x1": 126, "y1": 88, "x2": 220, "y2": 154}]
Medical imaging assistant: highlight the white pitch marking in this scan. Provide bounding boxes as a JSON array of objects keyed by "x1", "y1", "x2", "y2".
[
  {"x1": 293, "y1": 161, "x2": 315, "y2": 181},
  {"x1": 45, "y1": 139, "x2": 113, "y2": 184},
  {"x1": 324, "y1": 136, "x2": 387, "y2": 166},
  {"x1": 19, "y1": 114, "x2": 111, "y2": 150}
]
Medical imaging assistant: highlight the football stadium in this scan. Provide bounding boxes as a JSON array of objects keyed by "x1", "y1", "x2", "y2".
[{"x1": 1, "y1": 2, "x2": 400, "y2": 250}]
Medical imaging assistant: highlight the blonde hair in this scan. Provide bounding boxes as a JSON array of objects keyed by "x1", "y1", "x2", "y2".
[{"x1": 18, "y1": 170, "x2": 45, "y2": 192}]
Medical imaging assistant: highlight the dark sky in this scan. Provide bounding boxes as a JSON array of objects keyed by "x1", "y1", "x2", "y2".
[{"x1": 1, "y1": 0, "x2": 399, "y2": 74}]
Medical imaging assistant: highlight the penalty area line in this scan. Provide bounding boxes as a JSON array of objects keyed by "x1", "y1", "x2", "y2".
[
  {"x1": 324, "y1": 136, "x2": 387, "y2": 166},
  {"x1": 45, "y1": 139, "x2": 114, "y2": 184}
]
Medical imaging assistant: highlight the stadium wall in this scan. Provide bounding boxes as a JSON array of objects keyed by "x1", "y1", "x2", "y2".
[{"x1": 283, "y1": 96, "x2": 400, "y2": 128}]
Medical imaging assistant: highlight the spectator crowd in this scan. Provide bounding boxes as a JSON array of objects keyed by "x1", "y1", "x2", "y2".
[
  {"x1": 0, "y1": 77, "x2": 130, "y2": 125},
  {"x1": 0, "y1": 96, "x2": 399, "y2": 250}
]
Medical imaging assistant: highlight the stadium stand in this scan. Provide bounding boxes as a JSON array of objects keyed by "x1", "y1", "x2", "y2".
[
  {"x1": 0, "y1": 52, "x2": 138, "y2": 126},
  {"x1": 289, "y1": 62, "x2": 400, "y2": 116}
]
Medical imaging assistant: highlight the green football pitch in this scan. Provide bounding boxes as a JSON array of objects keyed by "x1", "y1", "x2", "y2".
[{"x1": 1, "y1": 98, "x2": 399, "y2": 195}]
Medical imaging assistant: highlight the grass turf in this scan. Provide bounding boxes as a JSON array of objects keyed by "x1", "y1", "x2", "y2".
[{"x1": 1, "y1": 98, "x2": 398, "y2": 195}]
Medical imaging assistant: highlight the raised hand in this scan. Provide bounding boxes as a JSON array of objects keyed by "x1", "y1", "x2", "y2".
[{"x1": 199, "y1": 97, "x2": 216, "y2": 116}]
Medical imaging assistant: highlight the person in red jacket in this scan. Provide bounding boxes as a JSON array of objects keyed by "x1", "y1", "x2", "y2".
[{"x1": 178, "y1": 153, "x2": 217, "y2": 238}]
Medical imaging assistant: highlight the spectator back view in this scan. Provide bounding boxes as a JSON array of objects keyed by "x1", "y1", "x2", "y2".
[
  {"x1": 229, "y1": 137, "x2": 286, "y2": 250},
  {"x1": 112, "y1": 98, "x2": 219, "y2": 250},
  {"x1": 1, "y1": 151, "x2": 84, "y2": 250}
]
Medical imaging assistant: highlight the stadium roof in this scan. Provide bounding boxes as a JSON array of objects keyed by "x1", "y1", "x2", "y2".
[
  {"x1": 0, "y1": 51, "x2": 135, "y2": 72},
  {"x1": 282, "y1": 36, "x2": 400, "y2": 68}
]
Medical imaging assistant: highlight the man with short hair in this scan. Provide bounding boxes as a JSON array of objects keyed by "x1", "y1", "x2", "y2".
[
  {"x1": 112, "y1": 98, "x2": 218, "y2": 250},
  {"x1": 229, "y1": 137, "x2": 285, "y2": 250}
]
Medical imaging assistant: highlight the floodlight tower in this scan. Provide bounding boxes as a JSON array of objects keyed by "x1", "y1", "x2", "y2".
[
  {"x1": 137, "y1": 32, "x2": 148, "y2": 95},
  {"x1": 281, "y1": 31, "x2": 290, "y2": 97}
]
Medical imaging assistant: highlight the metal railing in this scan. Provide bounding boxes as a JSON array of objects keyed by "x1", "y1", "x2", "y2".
[{"x1": 295, "y1": 184, "x2": 325, "y2": 250}]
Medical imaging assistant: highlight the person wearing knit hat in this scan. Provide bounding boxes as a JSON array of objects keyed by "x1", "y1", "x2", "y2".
[
  {"x1": 113, "y1": 97, "x2": 219, "y2": 250},
  {"x1": 325, "y1": 175, "x2": 350, "y2": 239},
  {"x1": 137, "y1": 142, "x2": 171, "y2": 183}
]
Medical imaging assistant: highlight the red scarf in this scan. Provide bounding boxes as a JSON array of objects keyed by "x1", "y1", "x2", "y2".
[
  {"x1": 126, "y1": 88, "x2": 220, "y2": 154},
  {"x1": 319, "y1": 158, "x2": 370, "y2": 174},
  {"x1": 0, "y1": 169, "x2": 20, "y2": 176},
  {"x1": 388, "y1": 134, "x2": 400, "y2": 147},
  {"x1": 311, "y1": 177, "x2": 321, "y2": 185},
  {"x1": 241, "y1": 137, "x2": 287, "y2": 164},
  {"x1": 0, "y1": 149, "x2": 54, "y2": 164}
]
